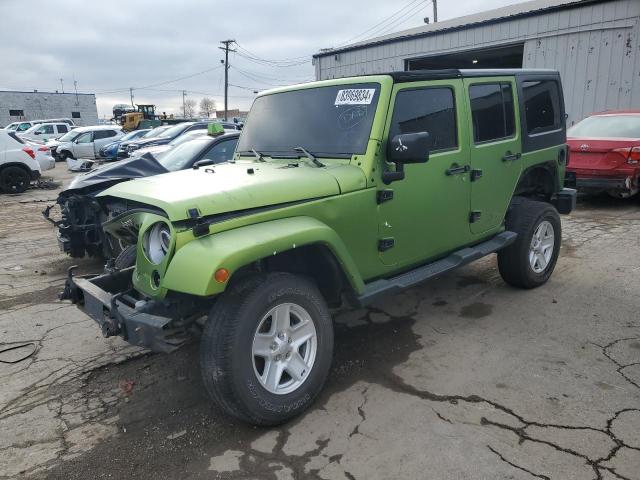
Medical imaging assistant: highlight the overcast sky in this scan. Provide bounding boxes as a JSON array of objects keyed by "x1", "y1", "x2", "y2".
[{"x1": 0, "y1": 0, "x2": 524, "y2": 118}]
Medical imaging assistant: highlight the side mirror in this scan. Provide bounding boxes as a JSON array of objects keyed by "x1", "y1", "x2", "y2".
[
  {"x1": 382, "y1": 132, "x2": 430, "y2": 184},
  {"x1": 34, "y1": 131, "x2": 41, "y2": 135}
]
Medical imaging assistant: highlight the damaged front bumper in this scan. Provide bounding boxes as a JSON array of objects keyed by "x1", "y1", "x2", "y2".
[{"x1": 60, "y1": 266, "x2": 191, "y2": 353}]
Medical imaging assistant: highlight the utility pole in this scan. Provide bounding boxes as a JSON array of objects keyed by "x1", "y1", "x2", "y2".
[
  {"x1": 73, "y1": 76, "x2": 79, "y2": 106},
  {"x1": 59, "y1": 78, "x2": 64, "y2": 93},
  {"x1": 219, "y1": 39, "x2": 235, "y2": 121},
  {"x1": 130, "y1": 87, "x2": 135, "y2": 107},
  {"x1": 182, "y1": 90, "x2": 187, "y2": 118},
  {"x1": 433, "y1": 0, "x2": 438, "y2": 22}
]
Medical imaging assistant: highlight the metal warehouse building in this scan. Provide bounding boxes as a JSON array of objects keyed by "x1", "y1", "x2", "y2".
[
  {"x1": 0, "y1": 90, "x2": 98, "y2": 127},
  {"x1": 313, "y1": 0, "x2": 640, "y2": 124}
]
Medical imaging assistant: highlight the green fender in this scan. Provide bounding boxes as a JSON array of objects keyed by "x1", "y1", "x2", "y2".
[{"x1": 162, "y1": 216, "x2": 365, "y2": 297}]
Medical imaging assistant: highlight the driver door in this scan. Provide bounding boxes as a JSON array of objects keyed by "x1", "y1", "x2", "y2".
[
  {"x1": 73, "y1": 132, "x2": 94, "y2": 158},
  {"x1": 377, "y1": 80, "x2": 473, "y2": 268}
]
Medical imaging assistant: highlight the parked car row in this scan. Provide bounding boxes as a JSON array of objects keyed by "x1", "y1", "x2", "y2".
[{"x1": 3, "y1": 117, "x2": 76, "y2": 132}]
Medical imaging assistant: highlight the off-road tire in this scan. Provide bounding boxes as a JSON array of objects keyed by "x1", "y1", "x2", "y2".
[
  {"x1": 114, "y1": 245, "x2": 137, "y2": 269},
  {"x1": 0, "y1": 165, "x2": 30, "y2": 194},
  {"x1": 200, "y1": 272, "x2": 334, "y2": 426},
  {"x1": 498, "y1": 197, "x2": 561, "y2": 289}
]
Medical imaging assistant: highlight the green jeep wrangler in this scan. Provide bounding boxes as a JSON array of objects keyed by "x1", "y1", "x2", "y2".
[{"x1": 61, "y1": 69, "x2": 576, "y2": 425}]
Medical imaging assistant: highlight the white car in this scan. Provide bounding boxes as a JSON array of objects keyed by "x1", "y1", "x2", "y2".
[
  {"x1": 0, "y1": 130, "x2": 43, "y2": 193},
  {"x1": 55, "y1": 125, "x2": 124, "y2": 161},
  {"x1": 19, "y1": 122, "x2": 72, "y2": 142},
  {"x1": 27, "y1": 141, "x2": 56, "y2": 172},
  {"x1": 129, "y1": 129, "x2": 210, "y2": 158},
  {"x1": 4, "y1": 121, "x2": 38, "y2": 133}
]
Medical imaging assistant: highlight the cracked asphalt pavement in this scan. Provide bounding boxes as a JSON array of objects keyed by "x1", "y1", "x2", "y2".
[{"x1": 1, "y1": 167, "x2": 639, "y2": 479}]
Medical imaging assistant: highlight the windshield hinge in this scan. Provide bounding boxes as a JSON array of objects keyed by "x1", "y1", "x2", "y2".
[{"x1": 377, "y1": 189, "x2": 394, "y2": 204}]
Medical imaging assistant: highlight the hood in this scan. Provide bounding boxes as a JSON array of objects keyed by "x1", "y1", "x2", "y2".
[
  {"x1": 99, "y1": 161, "x2": 366, "y2": 221},
  {"x1": 64, "y1": 154, "x2": 169, "y2": 192}
]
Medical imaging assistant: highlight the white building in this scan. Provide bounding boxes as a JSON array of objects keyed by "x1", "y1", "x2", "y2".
[
  {"x1": 313, "y1": 0, "x2": 640, "y2": 124},
  {"x1": 0, "y1": 90, "x2": 98, "y2": 127}
]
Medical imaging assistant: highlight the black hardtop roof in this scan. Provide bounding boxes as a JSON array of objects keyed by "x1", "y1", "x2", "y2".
[{"x1": 376, "y1": 68, "x2": 559, "y2": 83}]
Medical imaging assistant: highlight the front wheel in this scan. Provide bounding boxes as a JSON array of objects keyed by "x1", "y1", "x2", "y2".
[
  {"x1": 200, "y1": 272, "x2": 334, "y2": 425},
  {"x1": 498, "y1": 198, "x2": 561, "y2": 289}
]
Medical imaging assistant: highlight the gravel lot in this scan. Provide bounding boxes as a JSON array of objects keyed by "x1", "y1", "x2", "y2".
[{"x1": 0, "y1": 166, "x2": 639, "y2": 480}]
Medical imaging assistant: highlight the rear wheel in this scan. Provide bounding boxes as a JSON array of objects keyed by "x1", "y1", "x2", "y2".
[
  {"x1": 57, "y1": 150, "x2": 71, "y2": 162},
  {"x1": 114, "y1": 245, "x2": 137, "y2": 269},
  {"x1": 200, "y1": 272, "x2": 333, "y2": 425},
  {"x1": 498, "y1": 198, "x2": 561, "y2": 289},
  {"x1": 0, "y1": 166, "x2": 30, "y2": 194}
]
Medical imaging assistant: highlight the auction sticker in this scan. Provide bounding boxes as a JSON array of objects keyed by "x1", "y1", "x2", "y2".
[{"x1": 335, "y1": 88, "x2": 376, "y2": 105}]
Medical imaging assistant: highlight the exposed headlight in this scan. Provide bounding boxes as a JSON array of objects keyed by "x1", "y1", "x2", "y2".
[{"x1": 143, "y1": 222, "x2": 171, "y2": 264}]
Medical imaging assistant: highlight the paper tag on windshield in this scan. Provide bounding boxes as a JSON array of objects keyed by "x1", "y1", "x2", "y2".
[{"x1": 335, "y1": 88, "x2": 375, "y2": 106}]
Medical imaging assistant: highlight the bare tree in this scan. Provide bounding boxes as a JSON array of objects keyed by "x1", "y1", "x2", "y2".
[
  {"x1": 184, "y1": 99, "x2": 196, "y2": 118},
  {"x1": 199, "y1": 97, "x2": 216, "y2": 118}
]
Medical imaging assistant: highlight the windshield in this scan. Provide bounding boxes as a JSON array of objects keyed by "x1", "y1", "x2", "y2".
[
  {"x1": 568, "y1": 115, "x2": 640, "y2": 138},
  {"x1": 237, "y1": 83, "x2": 380, "y2": 157},
  {"x1": 157, "y1": 123, "x2": 190, "y2": 139},
  {"x1": 58, "y1": 130, "x2": 81, "y2": 142},
  {"x1": 157, "y1": 138, "x2": 210, "y2": 171},
  {"x1": 121, "y1": 130, "x2": 145, "y2": 141},
  {"x1": 144, "y1": 126, "x2": 170, "y2": 138}
]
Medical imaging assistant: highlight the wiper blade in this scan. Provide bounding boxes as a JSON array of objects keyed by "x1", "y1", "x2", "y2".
[
  {"x1": 238, "y1": 149, "x2": 266, "y2": 162},
  {"x1": 294, "y1": 146, "x2": 324, "y2": 168}
]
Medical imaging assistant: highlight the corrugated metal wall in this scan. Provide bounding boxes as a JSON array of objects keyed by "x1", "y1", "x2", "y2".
[{"x1": 315, "y1": 0, "x2": 640, "y2": 124}]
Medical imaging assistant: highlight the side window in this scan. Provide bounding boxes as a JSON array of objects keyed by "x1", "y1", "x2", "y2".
[
  {"x1": 76, "y1": 132, "x2": 92, "y2": 144},
  {"x1": 94, "y1": 130, "x2": 116, "y2": 139},
  {"x1": 389, "y1": 87, "x2": 457, "y2": 152},
  {"x1": 201, "y1": 138, "x2": 239, "y2": 163},
  {"x1": 40, "y1": 125, "x2": 54, "y2": 134},
  {"x1": 523, "y1": 80, "x2": 561, "y2": 135},
  {"x1": 469, "y1": 82, "x2": 515, "y2": 143},
  {"x1": 57, "y1": 124, "x2": 68, "y2": 133},
  {"x1": 17, "y1": 123, "x2": 31, "y2": 132}
]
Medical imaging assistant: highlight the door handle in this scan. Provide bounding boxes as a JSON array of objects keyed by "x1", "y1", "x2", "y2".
[
  {"x1": 502, "y1": 151, "x2": 522, "y2": 162},
  {"x1": 445, "y1": 164, "x2": 470, "y2": 176}
]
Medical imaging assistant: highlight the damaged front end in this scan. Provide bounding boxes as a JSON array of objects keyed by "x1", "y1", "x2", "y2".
[
  {"x1": 59, "y1": 266, "x2": 204, "y2": 353},
  {"x1": 43, "y1": 193, "x2": 111, "y2": 258}
]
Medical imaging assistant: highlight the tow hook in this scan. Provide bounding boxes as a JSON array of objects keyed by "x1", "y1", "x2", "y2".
[{"x1": 59, "y1": 265, "x2": 79, "y2": 302}]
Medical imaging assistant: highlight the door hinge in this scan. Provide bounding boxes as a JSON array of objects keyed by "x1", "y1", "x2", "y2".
[
  {"x1": 378, "y1": 237, "x2": 395, "y2": 252},
  {"x1": 377, "y1": 189, "x2": 394, "y2": 204},
  {"x1": 470, "y1": 169, "x2": 483, "y2": 182},
  {"x1": 469, "y1": 211, "x2": 482, "y2": 223}
]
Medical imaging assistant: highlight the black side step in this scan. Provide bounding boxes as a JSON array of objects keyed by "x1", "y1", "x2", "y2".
[{"x1": 357, "y1": 231, "x2": 517, "y2": 306}]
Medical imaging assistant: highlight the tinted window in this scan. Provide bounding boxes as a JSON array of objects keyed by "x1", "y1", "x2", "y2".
[
  {"x1": 158, "y1": 139, "x2": 211, "y2": 171},
  {"x1": 9, "y1": 109, "x2": 24, "y2": 116},
  {"x1": 57, "y1": 124, "x2": 69, "y2": 133},
  {"x1": 72, "y1": 111, "x2": 81, "y2": 118},
  {"x1": 469, "y1": 83, "x2": 515, "y2": 143},
  {"x1": 523, "y1": 80, "x2": 561, "y2": 134},
  {"x1": 389, "y1": 87, "x2": 457, "y2": 152},
  {"x1": 568, "y1": 115, "x2": 640, "y2": 138},
  {"x1": 237, "y1": 83, "x2": 381, "y2": 156},
  {"x1": 94, "y1": 130, "x2": 118, "y2": 139},
  {"x1": 200, "y1": 138, "x2": 238, "y2": 163}
]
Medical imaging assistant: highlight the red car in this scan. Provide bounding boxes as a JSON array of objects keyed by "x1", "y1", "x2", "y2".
[{"x1": 565, "y1": 110, "x2": 640, "y2": 198}]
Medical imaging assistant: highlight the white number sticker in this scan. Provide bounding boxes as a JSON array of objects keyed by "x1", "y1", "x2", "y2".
[{"x1": 335, "y1": 88, "x2": 376, "y2": 106}]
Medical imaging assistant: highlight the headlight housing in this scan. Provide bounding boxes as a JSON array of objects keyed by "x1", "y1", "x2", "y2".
[{"x1": 143, "y1": 222, "x2": 171, "y2": 264}]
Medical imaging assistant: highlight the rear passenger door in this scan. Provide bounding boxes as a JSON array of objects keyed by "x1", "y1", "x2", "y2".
[{"x1": 464, "y1": 77, "x2": 522, "y2": 235}]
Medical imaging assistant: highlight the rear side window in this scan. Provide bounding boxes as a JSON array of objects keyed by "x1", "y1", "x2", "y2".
[
  {"x1": 389, "y1": 87, "x2": 457, "y2": 152},
  {"x1": 523, "y1": 80, "x2": 561, "y2": 135},
  {"x1": 57, "y1": 124, "x2": 68, "y2": 133},
  {"x1": 469, "y1": 83, "x2": 515, "y2": 143},
  {"x1": 94, "y1": 130, "x2": 117, "y2": 139}
]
